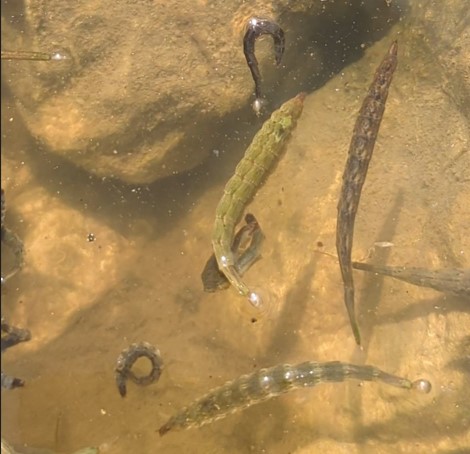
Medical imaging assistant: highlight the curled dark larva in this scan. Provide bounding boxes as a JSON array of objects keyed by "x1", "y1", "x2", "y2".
[
  {"x1": 115, "y1": 342, "x2": 163, "y2": 397},
  {"x1": 243, "y1": 17, "x2": 285, "y2": 113}
]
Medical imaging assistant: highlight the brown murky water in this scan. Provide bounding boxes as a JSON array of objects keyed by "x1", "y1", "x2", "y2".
[{"x1": 2, "y1": 4, "x2": 469, "y2": 454}]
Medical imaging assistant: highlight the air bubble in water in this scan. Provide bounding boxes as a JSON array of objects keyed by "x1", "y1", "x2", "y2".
[{"x1": 412, "y1": 379, "x2": 432, "y2": 394}]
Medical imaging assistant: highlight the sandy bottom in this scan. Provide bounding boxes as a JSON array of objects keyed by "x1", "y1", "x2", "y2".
[{"x1": 1, "y1": 31, "x2": 469, "y2": 454}]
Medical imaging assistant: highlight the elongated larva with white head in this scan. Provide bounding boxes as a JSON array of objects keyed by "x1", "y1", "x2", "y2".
[
  {"x1": 211, "y1": 93, "x2": 305, "y2": 312},
  {"x1": 1, "y1": 49, "x2": 70, "y2": 61},
  {"x1": 158, "y1": 361, "x2": 431, "y2": 436}
]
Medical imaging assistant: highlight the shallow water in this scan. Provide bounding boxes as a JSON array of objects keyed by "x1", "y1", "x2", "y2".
[{"x1": 1, "y1": 3, "x2": 469, "y2": 454}]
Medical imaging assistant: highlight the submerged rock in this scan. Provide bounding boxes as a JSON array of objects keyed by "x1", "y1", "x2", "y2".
[{"x1": 1, "y1": 0, "x2": 401, "y2": 183}]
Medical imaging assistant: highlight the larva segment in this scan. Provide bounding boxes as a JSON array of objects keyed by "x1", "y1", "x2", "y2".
[
  {"x1": 211, "y1": 93, "x2": 305, "y2": 310},
  {"x1": 336, "y1": 41, "x2": 398, "y2": 345},
  {"x1": 159, "y1": 360, "x2": 430, "y2": 436}
]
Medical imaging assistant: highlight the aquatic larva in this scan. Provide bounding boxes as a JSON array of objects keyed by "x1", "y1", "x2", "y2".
[
  {"x1": 336, "y1": 41, "x2": 398, "y2": 345},
  {"x1": 1, "y1": 188, "x2": 25, "y2": 285},
  {"x1": 352, "y1": 262, "x2": 470, "y2": 298},
  {"x1": 1, "y1": 50, "x2": 68, "y2": 61},
  {"x1": 202, "y1": 213, "x2": 264, "y2": 292},
  {"x1": 211, "y1": 93, "x2": 305, "y2": 311},
  {"x1": 243, "y1": 17, "x2": 285, "y2": 113},
  {"x1": 115, "y1": 342, "x2": 163, "y2": 397},
  {"x1": 158, "y1": 360, "x2": 431, "y2": 435}
]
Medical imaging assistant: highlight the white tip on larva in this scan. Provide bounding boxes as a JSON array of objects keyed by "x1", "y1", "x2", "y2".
[
  {"x1": 244, "y1": 286, "x2": 280, "y2": 321},
  {"x1": 252, "y1": 98, "x2": 265, "y2": 116},
  {"x1": 50, "y1": 51, "x2": 69, "y2": 61},
  {"x1": 248, "y1": 291, "x2": 263, "y2": 309},
  {"x1": 412, "y1": 379, "x2": 432, "y2": 394}
]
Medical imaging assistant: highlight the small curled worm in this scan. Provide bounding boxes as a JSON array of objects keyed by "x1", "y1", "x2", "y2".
[
  {"x1": 243, "y1": 17, "x2": 285, "y2": 114},
  {"x1": 115, "y1": 342, "x2": 163, "y2": 397}
]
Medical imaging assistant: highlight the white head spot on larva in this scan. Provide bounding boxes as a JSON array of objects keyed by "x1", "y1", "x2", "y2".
[
  {"x1": 248, "y1": 291, "x2": 262, "y2": 308},
  {"x1": 412, "y1": 379, "x2": 432, "y2": 394},
  {"x1": 252, "y1": 98, "x2": 264, "y2": 116}
]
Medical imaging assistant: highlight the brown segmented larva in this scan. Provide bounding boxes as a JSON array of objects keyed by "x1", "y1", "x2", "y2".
[
  {"x1": 158, "y1": 360, "x2": 431, "y2": 435},
  {"x1": 336, "y1": 41, "x2": 398, "y2": 345}
]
